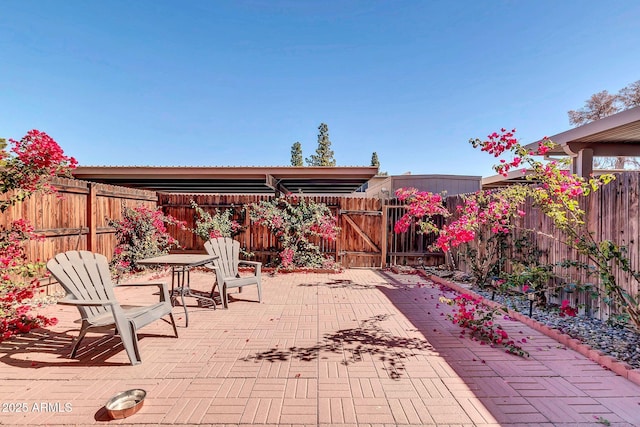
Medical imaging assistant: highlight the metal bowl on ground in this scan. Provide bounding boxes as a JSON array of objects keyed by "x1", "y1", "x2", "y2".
[{"x1": 105, "y1": 389, "x2": 146, "y2": 419}]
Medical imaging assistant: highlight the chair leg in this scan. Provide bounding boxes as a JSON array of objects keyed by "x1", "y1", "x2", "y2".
[
  {"x1": 222, "y1": 284, "x2": 229, "y2": 309},
  {"x1": 257, "y1": 283, "x2": 262, "y2": 303},
  {"x1": 70, "y1": 324, "x2": 89, "y2": 358},
  {"x1": 111, "y1": 307, "x2": 142, "y2": 365},
  {"x1": 118, "y1": 323, "x2": 142, "y2": 366},
  {"x1": 130, "y1": 325, "x2": 142, "y2": 364},
  {"x1": 169, "y1": 313, "x2": 179, "y2": 337},
  {"x1": 209, "y1": 280, "x2": 218, "y2": 299}
]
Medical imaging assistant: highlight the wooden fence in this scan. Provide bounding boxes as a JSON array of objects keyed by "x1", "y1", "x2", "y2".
[
  {"x1": 5, "y1": 181, "x2": 432, "y2": 272},
  {"x1": 447, "y1": 172, "x2": 640, "y2": 320},
  {"x1": 159, "y1": 194, "x2": 452, "y2": 268},
  {"x1": 7, "y1": 172, "x2": 640, "y2": 320},
  {"x1": 159, "y1": 194, "x2": 387, "y2": 268},
  {"x1": 1, "y1": 177, "x2": 158, "y2": 269}
]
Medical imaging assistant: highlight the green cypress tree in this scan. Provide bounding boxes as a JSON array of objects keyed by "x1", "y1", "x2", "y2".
[
  {"x1": 370, "y1": 152, "x2": 380, "y2": 167},
  {"x1": 306, "y1": 123, "x2": 336, "y2": 166},
  {"x1": 290, "y1": 142, "x2": 303, "y2": 166}
]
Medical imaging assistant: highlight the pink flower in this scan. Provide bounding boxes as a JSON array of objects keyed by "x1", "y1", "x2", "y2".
[{"x1": 280, "y1": 248, "x2": 295, "y2": 268}]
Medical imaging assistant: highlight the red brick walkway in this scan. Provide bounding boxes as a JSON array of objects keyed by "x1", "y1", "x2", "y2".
[{"x1": 1, "y1": 269, "x2": 639, "y2": 426}]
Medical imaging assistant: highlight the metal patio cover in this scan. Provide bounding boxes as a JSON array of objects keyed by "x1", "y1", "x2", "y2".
[{"x1": 72, "y1": 165, "x2": 379, "y2": 194}]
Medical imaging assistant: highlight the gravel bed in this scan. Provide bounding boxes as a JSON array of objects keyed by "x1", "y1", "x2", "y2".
[{"x1": 425, "y1": 268, "x2": 640, "y2": 370}]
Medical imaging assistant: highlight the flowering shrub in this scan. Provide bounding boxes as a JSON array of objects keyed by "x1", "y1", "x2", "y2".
[
  {"x1": 396, "y1": 128, "x2": 640, "y2": 330},
  {"x1": 445, "y1": 190, "x2": 528, "y2": 287},
  {"x1": 190, "y1": 201, "x2": 242, "y2": 240},
  {"x1": 437, "y1": 189, "x2": 527, "y2": 252},
  {"x1": 394, "y1": 187, "x2": 449, "y2": 234},
  {"x1": 249, "y1": 195, "x2": 340, "y2": 269},
  {"x1": 470, "y1": 129, "x2": 640, "y2": 327},
  {"x1": 0, "y1": 130, "x2": 76, "y2": 341},
  {"x1": 469, "y1": 129, "x2": 613, "y2": 229},
  {"x1": 108, "y1": 205, "x2": 186, "y2": 276},
  {"x1": 0, "y1": 220, "x2": 58, "y2": 340},
  {"x1": 441, "y1": 293, "x2": 528, "y2": 357},
  {"x1": 559, "y1": 299, "x2": 577, "y2": 317},
  {"x1": 1, "y1": 130, "x2": 77, "y2": 212},
  {"x1": 396, "y1": 129, "x2": 608, "y2": 253},
  {"x1": 394, "y1": 186, "x2": 525, "y2": 286}
]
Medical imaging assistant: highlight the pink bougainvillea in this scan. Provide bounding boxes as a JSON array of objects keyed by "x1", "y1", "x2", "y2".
[
  {"x1": 108, "y1": 205, "x2": 186, "y2": 276},
  {"x1": 250, "y1": 195, "x2": 340, "y2": 270},
  {"x1": 559, "y1": 300, "x2": 578, "y2": 317},
  {"x1": 393, "y1": 187, "x2": 449, "y2": 235},
  {"x1": 1, "y1": 130, "x2": 77, "y2": 211},
  {"x1": 394, "y1": 127, "x2": 640, "y2": 336},
  {"x1": 442, "y1": 293, "x2": 528, "y2": 357},
  {"x1": 0, "y1": 130, "x2": 76, "y2": 341},
  {"x1": 280, "y1": 247, "x2": 295, "y2": 269},
  {"x1": 396, "y1": 128, "x2": 612, "y2": 256},
  {"x1": 190, "y1": 200, "x2": 243, "y2": 241}
]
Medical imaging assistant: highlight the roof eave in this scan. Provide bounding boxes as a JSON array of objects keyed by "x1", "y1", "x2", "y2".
[{"x1": 524, "y1": 106, "x2": 640, "y2": 156}]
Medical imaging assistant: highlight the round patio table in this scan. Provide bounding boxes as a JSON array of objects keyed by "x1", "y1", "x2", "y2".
[{"x1": 137, "y1": 253, "x2": 219, "y2": 327}]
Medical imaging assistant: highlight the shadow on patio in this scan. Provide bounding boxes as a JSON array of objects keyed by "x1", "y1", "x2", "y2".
[
  {"x1": 1, "y1": 268, "x2": 639, "y2": 426},
  {"x1": 0, "y1": 326, "x2": 177, "y2": 368},
  {"x1": 371, "y1": 270, "x2": 640, "y2": 425},
  {"x1": 240, "y1": 270, "x2": 640, "y2": 425},
  {"x1": 242, "y1": 313, "x2": 435, "y2": 380}
]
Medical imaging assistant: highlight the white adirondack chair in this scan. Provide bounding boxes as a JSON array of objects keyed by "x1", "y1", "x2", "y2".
[
  {"x1": 204, "y1": 237, "x2": 262, "y2": 308},
  {"x1": 46, "y1": 251, "x2": 178, "y2": 365}
]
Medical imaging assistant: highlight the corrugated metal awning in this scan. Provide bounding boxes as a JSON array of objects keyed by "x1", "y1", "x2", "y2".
[{"x1": 72, "y1": 165, "x2": 379, "y2": 194}]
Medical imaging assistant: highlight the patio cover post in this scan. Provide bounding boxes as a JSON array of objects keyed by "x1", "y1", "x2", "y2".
[{"x1": 574, "y1": 148, "x2": 594, "y2": 178}]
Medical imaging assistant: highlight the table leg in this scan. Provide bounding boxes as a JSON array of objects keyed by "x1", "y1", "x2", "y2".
[
  {"x1": 179, "y1": 266, "x2": 189, "y2": 327},
  {"x1": 172, "y1": 265, "x2": 218, "y2": 328},
  {"x1": 171, "y1": 267, "x2": 190, "y2": 327}
]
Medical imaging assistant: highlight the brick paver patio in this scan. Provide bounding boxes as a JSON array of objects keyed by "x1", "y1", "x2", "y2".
[{"x1": 1, "y1": 268, "x2": 639, "y2": 426}]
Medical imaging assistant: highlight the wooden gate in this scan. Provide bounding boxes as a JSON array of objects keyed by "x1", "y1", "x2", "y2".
[
  {"x1": 383, "y1": 203, "x2": 445, "y2": 267},
  {"x1": 338, "y1": 201, "x2": 384, "y2": 268}
]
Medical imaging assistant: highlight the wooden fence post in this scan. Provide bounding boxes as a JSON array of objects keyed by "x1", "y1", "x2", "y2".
[
  {"x1": 335, "y1": 201, "x2": 342, "y2": 265},
  {"x1": 243, "y1": 202, "x2": 251, "y2": 254},
  {"x1": 87, "y1": 182, "x2": 97, "y2": 251},
  {"x1": 381, "y1": 204, "x2": 388, "y2": 268}
]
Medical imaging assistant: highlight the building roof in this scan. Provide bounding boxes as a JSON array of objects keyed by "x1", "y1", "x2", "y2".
[
  {"x1": 525, "y1": 106, "x2": 640, "y2": 157},
  {"x1": 481, "y1": 169, "x2": 537, "y2": 190},
  {"x1": 481, "y1": 107, "x2": 640, "y2": 187},
  {"x1": 72, "y1": 165, "x2": 379, "y2": 194}
]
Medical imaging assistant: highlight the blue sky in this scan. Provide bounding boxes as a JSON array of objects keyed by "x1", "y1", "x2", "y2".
[{"x1": 1, "y1": 1, "x2": 639, "y2": 177}]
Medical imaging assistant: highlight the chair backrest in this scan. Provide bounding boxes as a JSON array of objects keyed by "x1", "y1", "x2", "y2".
[
  {"x1": 47, "y1": 251, "x2": 117, "y2": 321},
  {"x1": 204, "y1": 237, "x2": 240, "y2": 279}
]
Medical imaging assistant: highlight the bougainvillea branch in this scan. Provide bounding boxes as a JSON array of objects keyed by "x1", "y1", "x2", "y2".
[
  {"x1": 396, "y1": 128, "x2": 640, "y2": 327},
  {"x1": 441, "y1": 293, "x2": 528, "y2": 357},
  {"x1": 393, "y1": 187, "x2": 449, "y2": 235},
  {"x1": 249, "y1": 195, "x2": 340, "y2": 270},
  {"x1": 0, "y1": 130, "x2": 75, "y2": 341},
  {"x1": 108, "y1": 205, "x2": 186, "y2": 276},
  {"x1": 0, "y1": 130, "x2": 77, "y2": 213},
  {"x1": 190, "y1": 200, "x2": 243, "y2": 240}
]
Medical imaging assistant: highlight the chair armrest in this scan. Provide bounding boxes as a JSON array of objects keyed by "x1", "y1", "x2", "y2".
[
  {"x1": 239, "y1": 260, "x2": 261, "y2": 266},
  {"x1": 58, "y1": 298, "x2": 117, "y2": 307},
  {"x1": 115, "y1": 282, "x2": 172, "y2": 303},
  {"x1": 239, "y1": 260, "x2": 261, "y2": 267},
  {"x1": 115, "y1": 282, "x2": 166, "y2": 287},
  {"x1": 239, "y1": 260, "x2": 261, "y2": 276}
]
